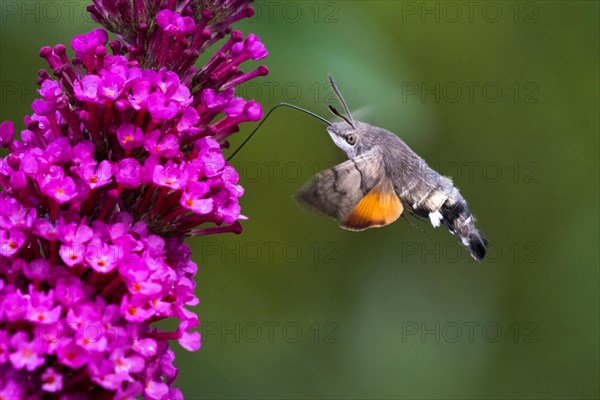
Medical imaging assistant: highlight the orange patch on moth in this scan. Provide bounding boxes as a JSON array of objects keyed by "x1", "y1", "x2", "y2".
[{"x1": 343, "y1": 180, "x2": 403, "y2": 231}]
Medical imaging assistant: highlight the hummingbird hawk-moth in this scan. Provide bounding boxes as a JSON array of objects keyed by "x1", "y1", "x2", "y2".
[
  {"x1": 295, "y1": 76, "x2": 488, "y2": 260},
  {"x1": 229, "y1": 76, "x2": 488, "y2": 260}
]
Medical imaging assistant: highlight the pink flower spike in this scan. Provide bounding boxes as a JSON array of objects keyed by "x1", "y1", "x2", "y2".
[{"x1": 0, "y1": 1, "x2": 269, "y2": 395}]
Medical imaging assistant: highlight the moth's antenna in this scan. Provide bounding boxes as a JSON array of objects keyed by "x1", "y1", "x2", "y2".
[
  {"x1": 328, "y1": 75, "x2": 355, "y2": 127},
  {"x1": 328, "y1": 105, "x2": 354, "y2": 128},
  {"x1": 227, "y1": 103, "x2": 332, "y2": 161}
]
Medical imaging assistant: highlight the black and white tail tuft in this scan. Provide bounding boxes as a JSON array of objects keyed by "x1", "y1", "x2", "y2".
[{"x1": 440, "y1": 198, "x2": 488, "y2": 260}]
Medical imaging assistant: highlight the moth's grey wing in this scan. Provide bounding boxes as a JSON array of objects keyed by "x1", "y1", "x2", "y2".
[{"x1": 296, "y1": 150, "x2": 385, "y2": 221}]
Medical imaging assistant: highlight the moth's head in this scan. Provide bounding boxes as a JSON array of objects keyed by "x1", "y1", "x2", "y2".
[
  {"x1": 325, "y1": 76, "x2": 379, "y2": 158},
  {"x1": 327, "y1": 121, "x2": 375, "y2": 159}
]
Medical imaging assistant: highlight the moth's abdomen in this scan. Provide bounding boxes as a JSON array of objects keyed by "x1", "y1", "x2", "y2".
[
  {"x1": 439, "y1": 193, "x2": 488, "y2": 260},
  {"x1": 401, "y1": 171, "x2": 488, "y2": 260}
]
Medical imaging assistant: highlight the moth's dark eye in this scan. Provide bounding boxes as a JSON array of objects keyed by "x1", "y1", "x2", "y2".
[{"x1": 346, "y1": 134, "x2": 357, "y2": 146}]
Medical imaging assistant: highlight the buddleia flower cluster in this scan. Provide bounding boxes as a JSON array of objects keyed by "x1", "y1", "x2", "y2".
[{"x1": 0, "y1": 0, "x2": 267, "y2": 397}]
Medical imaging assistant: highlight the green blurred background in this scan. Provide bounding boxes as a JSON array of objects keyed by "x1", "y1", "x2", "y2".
[{"x1": 1, "y1": 0, "x2": 598, "y2": 398}]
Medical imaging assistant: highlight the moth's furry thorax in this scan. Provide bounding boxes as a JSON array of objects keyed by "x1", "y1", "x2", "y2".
[{"x1": 327, "y1": 121, "x2": 396, "y2": 158}]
